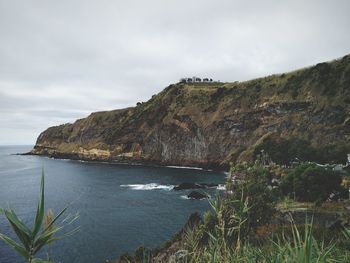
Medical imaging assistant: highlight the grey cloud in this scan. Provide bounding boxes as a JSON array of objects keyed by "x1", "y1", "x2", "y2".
[{"x1": 0, "y1": 0, "x2": 350, "y2": 144}]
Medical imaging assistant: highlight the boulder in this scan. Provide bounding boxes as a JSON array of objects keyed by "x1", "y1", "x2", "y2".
[
  {"x1": 187, "y1": 191, "x2": 208, "y2": 200},
  {"x1": 173, "y1": 182, "x2": 218, "y2": 191}
]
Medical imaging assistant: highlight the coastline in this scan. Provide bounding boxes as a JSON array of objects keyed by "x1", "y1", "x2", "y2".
[{"x1": 21, "y1": 151, "x2": 229, "y2": 173}]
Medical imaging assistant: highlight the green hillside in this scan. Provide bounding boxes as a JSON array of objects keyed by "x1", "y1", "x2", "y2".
[{"x1": 31, "y1": 54, "x2": 350, "y2": 169}]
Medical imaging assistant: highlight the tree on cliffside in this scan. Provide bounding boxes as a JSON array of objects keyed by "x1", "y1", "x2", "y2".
[{"x1": 281, "y1": 163, "x2": 343, "y2": 202}]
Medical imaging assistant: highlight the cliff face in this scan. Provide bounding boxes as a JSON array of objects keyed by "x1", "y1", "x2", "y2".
[{"x1": 31, "y1": 55, "x2": 350, "y2": 169}]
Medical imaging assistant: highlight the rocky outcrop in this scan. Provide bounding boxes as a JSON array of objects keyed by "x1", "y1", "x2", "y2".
[
  {"x1": 187, "y1": 191, "x2": 208, "y2": 200},
  {"x1": 31, "y1": 55, "x2": 350, "y2": 169},
  {"x1": 173, "y1": 183, "x2": 218, "y2": 191}
]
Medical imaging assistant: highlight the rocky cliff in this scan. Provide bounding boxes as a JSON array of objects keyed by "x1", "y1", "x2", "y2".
[{"x1": 31, "y1": 55, "x2": 350, "y2": 169}]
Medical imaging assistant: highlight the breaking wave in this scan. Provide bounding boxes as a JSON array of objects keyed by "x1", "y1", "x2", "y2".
[
  {"x1": 217, "y1": 184, "x2": 226, "y2": 190},
  {"x1": 166, "y1": 165, "x2": 204, "y2": 170},
  {"x1": 180, "y1": 195, "x2": 207, "y2": 200},
  {"x1": 120, "y1": 183, "x2": 174, "y2": 191},
  {"x1": 120, "y1": 183, "x2": 225, "y2": 191}
]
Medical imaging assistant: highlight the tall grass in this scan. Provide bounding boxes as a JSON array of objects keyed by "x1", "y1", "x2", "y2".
[
  {"x1": 271, "y1": 218, "x2": 337, "y2": 263},
  {"x1": 181, "y1": 195, "x2": 349, "y2": 263}
]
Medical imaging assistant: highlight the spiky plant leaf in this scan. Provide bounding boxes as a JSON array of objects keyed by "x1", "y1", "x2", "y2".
[
  {"x1": 4, "y1": 209, "x2": 32, "y2": 250},
  {"x1": 32, "y1": 171, "x2": 45, "y2": 238},
  {"x1": 0, "y1": 232, "x2": 29, "y2": 260},
  {"x1": 33, "y1": 226, "x2": 64, "y2": 254},
  {"x1": 0, "y1": 171, "x2": 78, "y2": 262}
]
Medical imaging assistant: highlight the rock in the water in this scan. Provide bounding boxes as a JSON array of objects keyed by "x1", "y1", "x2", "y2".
[
  {"x1": 187, "y1": 191, "x2": 207, "y2": 200},
  {"x1": 173, "y1": 182, "x2": 218, "y2": 191}
]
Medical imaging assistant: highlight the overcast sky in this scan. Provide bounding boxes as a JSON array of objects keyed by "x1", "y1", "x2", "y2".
[{"x1": 0, "y1": 0, "x2": 349, "y2": 145}]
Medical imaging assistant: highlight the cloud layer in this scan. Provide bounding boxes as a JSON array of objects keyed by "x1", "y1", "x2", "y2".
[{"x1": 1, "y1": 0, "x2": 350, "y2": 144}]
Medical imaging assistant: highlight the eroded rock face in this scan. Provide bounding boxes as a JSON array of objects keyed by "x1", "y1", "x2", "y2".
[{"x1": 31, "y1": 55, "x2": 350, "y2": 169}]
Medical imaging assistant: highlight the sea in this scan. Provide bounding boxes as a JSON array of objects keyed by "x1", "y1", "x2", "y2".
[{"x1": 0, "y1": 146, "x2": 226, "y2": 263}]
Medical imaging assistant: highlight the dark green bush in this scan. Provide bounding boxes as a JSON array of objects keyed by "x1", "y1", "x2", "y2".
[
  {"x1": 254, "y1": 137, "x2": 315, "y2": 165},
  {"x1": 255, "y1": 136, "x2": 349, "y2": 165},
  {"x1": 281, "y1": 163, "x2": 343, "y2": 202},
  {"x1": 316, "y1": 144, "x2": 350, "y2": 164}
]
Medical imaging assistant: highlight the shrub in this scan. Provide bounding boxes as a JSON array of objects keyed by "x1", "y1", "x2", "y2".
[
  {"x1": 228, "y1": 163, "x2": 277, "y2": 235},
  {"x1": 254, "y1": 137, "x2": 317, "y2": 165},
  {"x1": 134, "y1": 246, "x2": 145, "y2": 261},
  {"x1": 203, "y1": 210, "x2": 217, "y2": 232},
  {"x1": 281, "y1": 163, "x2": 343, "y2": 202},
  {"x1": 255, "y1": 136, "x2": 350, "y2": 165},
  {"x1": 183, "y1": 201, "x2": 349, "y2": 262},
  {"x1": 316, "y1": 144, "x2": 350, "y2": 164}
]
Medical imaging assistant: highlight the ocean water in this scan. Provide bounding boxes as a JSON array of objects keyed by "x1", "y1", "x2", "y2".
[{"x1": 0, "y1": 146, "x2": 226, "y2": 263}]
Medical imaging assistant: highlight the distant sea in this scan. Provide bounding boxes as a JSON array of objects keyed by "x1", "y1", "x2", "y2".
[{"x1": 0, "y1": 145, "x2": 226, "y2": 263}]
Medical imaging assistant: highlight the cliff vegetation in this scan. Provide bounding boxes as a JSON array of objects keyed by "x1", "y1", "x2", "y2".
[{"x1": 31, "y1": 54, "x2": 350, "y2": 169}]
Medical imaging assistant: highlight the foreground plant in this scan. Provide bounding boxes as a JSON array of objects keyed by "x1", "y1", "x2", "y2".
[
  {"x1": 272, "y1": 218, "x2": 337, "y2": 263},
  {"x1": 0, "y1": 171, "x2": 78, "y2": 263},
  {"x1": 182, "y1": 194, "x2": 349, "y2": 263}
]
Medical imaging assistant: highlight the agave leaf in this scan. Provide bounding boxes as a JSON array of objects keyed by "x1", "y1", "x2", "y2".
[
  {"x1": 32, "y1": 171, "x2": 45, "y2": 238},
  {"x1": 4, "y1": 209, "x2": 32, "y2": 250},
  {"x1": 0, "y1": 232, "x2": 29, "y2": 260},
  {"x1": 4, "y1": 209, "x2": 31, "y2": 234}
]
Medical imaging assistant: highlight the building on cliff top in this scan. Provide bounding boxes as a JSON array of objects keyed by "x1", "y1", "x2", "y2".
[{"x1": 179, "y1": 77, "x2": 214, "y2": 83}]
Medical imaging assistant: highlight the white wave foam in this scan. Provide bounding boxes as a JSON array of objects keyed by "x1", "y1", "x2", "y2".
[
  {"x1": 166, "y1": 165, "x2": 204, "y2": 170},
  {"x1": 217, "y1": 184, "x2": 226, "y2": 191},
  {"x1": 180, "y1": 195, "x2": 206, "y2": 200},
  {"x1": 120, "y1": 183, "x2": 174, "y2": 191}
]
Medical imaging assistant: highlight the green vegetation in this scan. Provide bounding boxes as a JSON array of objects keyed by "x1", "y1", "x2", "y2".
[
  {"x1": 254, "y1": 136, "x2": 350, "y2": 165},
  {"x1": 32, "y1": 54, "x2": 350, "y2": 169},
  {"x1": 281, "y1": 163, "x2": 343, "y2": 202},
  {"x1": 227, "y1": 163, "x2": 277, "y2": 231},
  {"x1": 0, "y1": 172, "x2": 78, "y2": 263},
  {"x1": 27, "y1": 54, "x2": 350, "y2": 262},
  {"x1": 182, "y1": 207, "x2": 349, "y2": 262},
  {"x1": 122, "y1": 161, "x2": 350, "y2": 262},
  {"x1": 177, "y1": 163, "x2": 350, "y2": 262}
]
